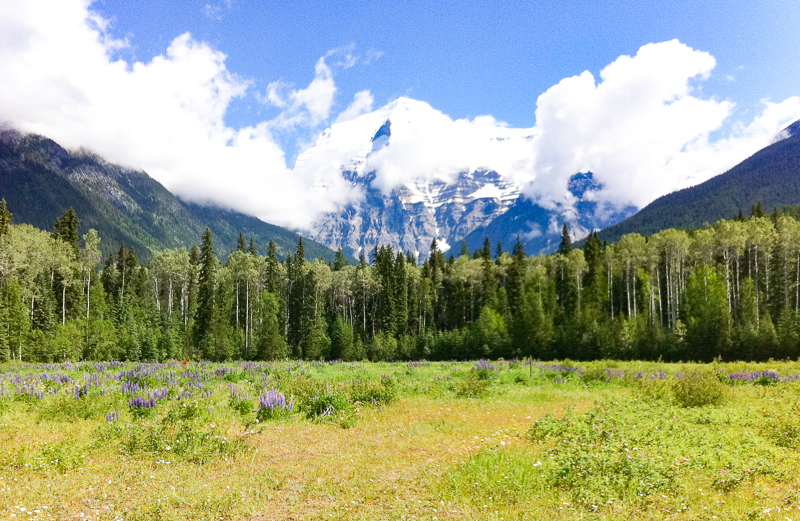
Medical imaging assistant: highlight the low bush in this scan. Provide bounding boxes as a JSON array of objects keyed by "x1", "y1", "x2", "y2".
[
  {"x1": 671, "y1": 369, "x2": 727, "y2": 407},
  {"x1": 303, "y1": 392, "x2": 356, "y2": 428}
]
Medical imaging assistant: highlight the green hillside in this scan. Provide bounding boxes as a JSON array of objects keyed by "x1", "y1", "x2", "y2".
[
  {"x1": 595, "y1": 122, "x2": 800, "y2": 243},
  {"x1": 0, "y1": 129, "x2": 340, "y2": 261}
]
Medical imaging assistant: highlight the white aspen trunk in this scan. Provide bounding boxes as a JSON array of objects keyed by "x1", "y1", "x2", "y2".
[
  {"x1": 656, "y1": 265, "x2": 664, "y2": 328},
  {"x1": 62, "y1": 283, "x2": 66, "y2": 326},
  {"x1": 86, "y1": 270, "x2": 91, "y2": 319},
  {"x1": 608, "y1": 263, "x2": 614, "y2": 320},
  {"x1": 755, "y1": 244, "x2": 760, "y2": 327},
  {"x1": 168, "y1": 278, "x2": 173, "y2": 321},
  {"x1": 724, "y1": 252, "x2": 731, "y2": 313},
  {"x1": 626, "y1": 265, "x2": 631, "y2": 317}
]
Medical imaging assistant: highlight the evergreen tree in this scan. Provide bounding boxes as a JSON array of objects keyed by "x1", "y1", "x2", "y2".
[
  {"x1": 255, "y1": 291, "x2": 286, "y2": 359},
  {"x1": 330, "y1": 314, "x2": 354, "y2": 360},
  {"x1": 248, "y1": 239, "x2": 258, "y2": 256},
  {"x1": 193, "y1": 228, "x2": 216, "y2": 357},
  {"x1": 559, "y1": 223, "x2": 573, "y2": 255},
  {"x1": 53, "y1": 208, "x2": 80, "y2": 257},
  {"x1": 0, "y1": 198, "x2": 12, "y2": 236},
  {"x1": 237, "y1": 232, "x2": 246, "y2": 252},
  {"x1": 333, "y1": 247, "x2": 348, "y2": 271}
]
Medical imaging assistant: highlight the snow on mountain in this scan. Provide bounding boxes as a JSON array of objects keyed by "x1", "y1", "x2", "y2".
[{"x1": 295, "y1": 97, "x2": 627, "y2": 259}]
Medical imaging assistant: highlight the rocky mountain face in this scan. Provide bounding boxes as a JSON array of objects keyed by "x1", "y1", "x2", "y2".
[
  {"x1": 300, "y1": 97, "x2": 635, "y2": 258},
  {"x1": 311, "y1": 167, "x2": 523, "y2": 258},
  {"x1": 0, "y1": 128, "x2": 339, "y2": 261}
]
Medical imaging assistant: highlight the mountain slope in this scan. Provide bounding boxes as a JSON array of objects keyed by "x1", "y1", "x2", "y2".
[
  {"x1": 300, "y1": 97, "x2": 633, "y2": 257},
  {"x1": 594, "y1": 121, "x2": 800, "y2": 243},
  {"x1": 0, "y1": 129, "x2": 339, "y2": 261}
]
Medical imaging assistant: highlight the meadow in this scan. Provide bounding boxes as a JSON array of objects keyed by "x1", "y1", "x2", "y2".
[{"x1": 2, "y1": 358, "x2": 800, "y2": 520}]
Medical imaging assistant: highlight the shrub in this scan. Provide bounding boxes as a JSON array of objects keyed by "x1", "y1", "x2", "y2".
[
  {"x1": 348, "y1": 379, "x2": 397, "y2": 406},
  {"x1": 99, "y1": 400, "x2": 247, "y2": 463},
  {"x1": 453, "y1": 374, "x2": 491, "y2": 398},
  {"x1": 303, "y1": 392, "x2": 356, "y2": 428},
  {"x1": 671, "y1": 369, "x2": 726, "y2": 407}
]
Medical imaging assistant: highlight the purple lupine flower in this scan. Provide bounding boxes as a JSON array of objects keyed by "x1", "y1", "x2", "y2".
[
  {"x1": 129, "y1": 394, "x2": 157, "y2": 409},
  {"x1": 475, "y1": 359, "x2": 497, "y2": 372},
  {"x1": 258, "y1": 389, "x2": 293, "y2": 413}
]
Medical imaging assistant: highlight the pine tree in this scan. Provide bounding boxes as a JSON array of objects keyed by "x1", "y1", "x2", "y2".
[
  {"x1": 559, "y1": 223, "x2": 573, "y2": 255},
  {"x1": 248, "y1": 239, "x2": 257, "y2": 255},
  {"x1": 333, "y1": 247, "x2": 348, "y2": 271},
  {"x1": 53, "y1": 208, "x2": 80, "y2": 257},
  {"x1": 583, "y1": 231, "x2": 602, "y2": 289},
  {"x1": 0, "y1": 198, "x2": 12, "y2": 236},
  {"x1": 237, "y1": 232, "x2": 246, "y2": 252},
  {"x1": 194, "y1": 228, "x2": 216, "y2": 357}
]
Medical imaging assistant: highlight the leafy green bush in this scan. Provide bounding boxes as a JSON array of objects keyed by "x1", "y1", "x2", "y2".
[
  {"x1": 228, "y1": 394, "x2": 254, "y2": 417},
  {"x1": 671, "y1": 370, "x2": 726, "y2": 407},
  {"x1": 348, "y1": 379, "x2": 397, "y2": 406},
  {"x1": 528, "y1": 400, "x2": 683, "y2": 504},
  {"x1": 12, "y1": 441, "x2": 85, "y2": 474},
  {"x1": 98, "y1": 400, "x2": 247, "y2": 463},
  {"x1": 453, "y1": 374, "x2": 491, "y2": 398},
  {"x1": 303, "y1": 393, "x2": 356, "y2": 428}
]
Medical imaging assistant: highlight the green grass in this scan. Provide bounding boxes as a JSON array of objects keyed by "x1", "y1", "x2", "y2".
[{"x1": 2, "y1": 359, "x2": 800, "y2": 519}]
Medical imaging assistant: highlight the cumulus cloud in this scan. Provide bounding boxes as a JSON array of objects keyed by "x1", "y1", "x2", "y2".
[
  {"x1": 263, "y1": 57, "x2": 337, "y2": 130},
  {"x1": 524, "y1": 40, "x2": 800, "y2": 217},
  {"x1": 295, "y1": 40, "x2": 800, "y2": 233},
  {"x1": 1, "y1": 1, "x2": 799, "y2": 236},
  {"x1": 0, "y1": 0, "x2": 348, "y2": 229},
  {"x1": 334, "y1": 90, "x2": 375, "y2": 123}
]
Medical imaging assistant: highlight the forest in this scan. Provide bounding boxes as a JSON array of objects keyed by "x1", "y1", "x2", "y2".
[{"x1": 1, "y1": 198, "x2": 800, "y2": 364}]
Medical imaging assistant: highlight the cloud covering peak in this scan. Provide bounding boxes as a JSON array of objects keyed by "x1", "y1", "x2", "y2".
[{"x1": 1, "y1": 0, "x2": 799, "y2": 231}]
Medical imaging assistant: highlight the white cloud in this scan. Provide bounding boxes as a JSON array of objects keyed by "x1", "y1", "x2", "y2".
[
  {"x1": 294, "y1": 40, "x2": 800, "y2": 233},
  {"x1": 334, "y1": 90, "x2": 375, "y2": 123},
  {"x1": 1, "y1": 1, "x2": 799, "y2": 238},
  {"x1": 263, "y1": 57, "x2": 336, "y2": 130},
  {"x1": 0, "y1": 0, "x2": 345, "y2": 229},
  {"x1": 524, "y1": 40, "x2": 800, "y2": 216},
  {"x1": 203, "y1": 0, "x2": 233, "y2": 20}
]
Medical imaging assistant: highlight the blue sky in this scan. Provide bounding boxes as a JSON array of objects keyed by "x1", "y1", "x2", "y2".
[
  {"x1": 92, "y1": 0, "x2": 799, "y2": 129},
  {"x1": 1, "y1": 0, "x2": 799, "y2": 229}
]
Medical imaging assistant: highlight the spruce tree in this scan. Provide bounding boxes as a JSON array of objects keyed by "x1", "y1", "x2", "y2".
[
  {"x1": 237, "y1": 232, "x2": 246, "y2": 252},
  {"x1": 53, "y1": 208, "x2": 80, "y2": 257},
  {"x1": 194, "y1": 228, "x2": 216, "y2": 357},
  {"x1": 482, "y1": 237, "x2": 492, "y2": 261},
  {"x1": 248, "y1": 239, "x2": 257, "y2": 255},
  {"x1": 333, "y1": 247, "x2": 348, "y2": 271},
  {"x1": 0, "y1": 198, "x2": 12, "y2": 236},
  {"x1": 559, "y1": 223, "x2": 573, "y2": 255}
]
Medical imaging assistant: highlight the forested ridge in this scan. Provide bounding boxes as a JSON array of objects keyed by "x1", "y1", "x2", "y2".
[
  {"x1": 594, "y1": 126, "x2": 800, "y2": 243},
  {"x1": 0, "y1": 129, "x2": 340, "y2": 262},
  {"x1": 2, "y1": 197, "x2": 800, "y2": 363}
]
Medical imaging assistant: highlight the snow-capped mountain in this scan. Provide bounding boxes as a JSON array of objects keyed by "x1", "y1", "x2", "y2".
[{"x1": 297, "y1": 97, "x2": 632, "y2": 258}]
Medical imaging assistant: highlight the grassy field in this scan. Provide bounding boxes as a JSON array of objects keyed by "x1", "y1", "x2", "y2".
[{"x1": 3, "y1": 359, "x2": 800, "y2": 520}]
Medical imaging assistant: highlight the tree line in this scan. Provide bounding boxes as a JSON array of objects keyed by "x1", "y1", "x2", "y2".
[{"x1": 2, "y1": 197, "x2": 800, "y2": 363}]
